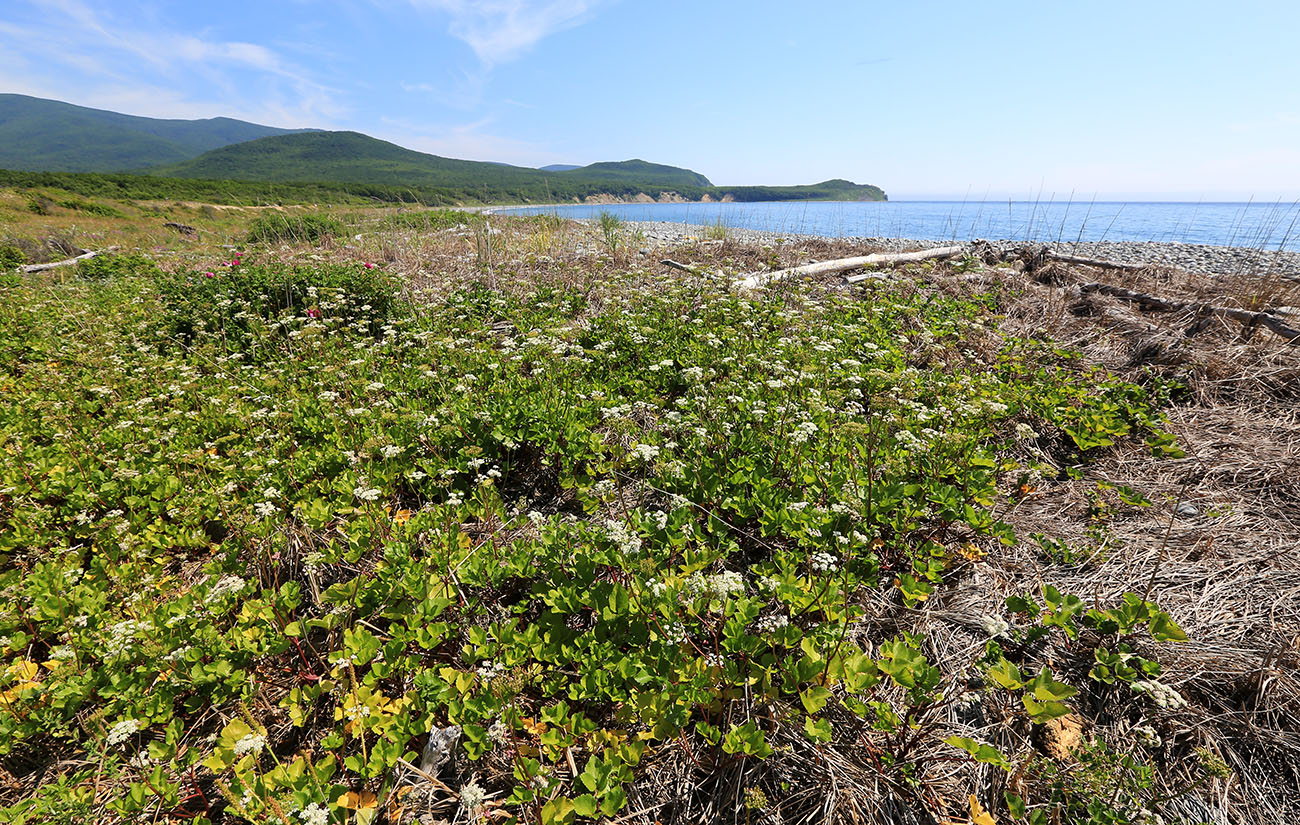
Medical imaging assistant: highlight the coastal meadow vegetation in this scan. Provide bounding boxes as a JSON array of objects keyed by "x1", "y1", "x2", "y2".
[{"x1": 0, "y1": 208, "x2": 1289, "y2": 825}]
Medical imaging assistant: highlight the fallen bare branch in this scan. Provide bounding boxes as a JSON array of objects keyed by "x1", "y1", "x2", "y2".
[
  {"x1": 1079, "y1": 281, "x2": 1300, "y2": 344},
  {"x1": 660, "y1": 259, "x2": 707, "y2": 276},
  {"x1": 733, "y1": 245, "x2": 964, "y2": 291},
  {"x1": 19, "y1": 247, "x2": 118, "y2": 273}
]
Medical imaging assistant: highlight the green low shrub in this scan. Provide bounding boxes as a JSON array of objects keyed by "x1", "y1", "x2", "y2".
[
  {"x1": 57, "y1": 198, "x2": 124, "y2": 218},
  {"x1": 76, "y1": 252, "x2": 160, "y2": 281},
  {"x1": 246, "y1": 213, "x2": 345, "y2": 245},
  {"x1": 383, "y1": 208, "x2": 481, "y2": 232},
  {"x1": 153, "y1": 258, "x2": 402, "y2": 351},
  {"x1": 0, "y1": 244, "x2": 25, "y2": 271}
]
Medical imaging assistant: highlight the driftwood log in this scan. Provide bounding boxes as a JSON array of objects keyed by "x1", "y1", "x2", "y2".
[
  {"x1": 19, "y1": 247, "x2": 117, "y2": 273},
  {"x1": 733, "y1": 245, "x2": 964, "y2": 291},
  {"x1": 1079, "y1": 282, "x2": 1300, "y2": 344},
  {"x1": 660, "y1": 259, "x2": 708, "y2": 276},
  {"x1": 164, "y1": 221, "x2": 197, "y2": 236}
]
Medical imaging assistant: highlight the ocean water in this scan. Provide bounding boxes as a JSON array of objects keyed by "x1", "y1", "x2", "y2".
[{"x1": 495, "y1": 200, "x2": 1300, "y2": 251}]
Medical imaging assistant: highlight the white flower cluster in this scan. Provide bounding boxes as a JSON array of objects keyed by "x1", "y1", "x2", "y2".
[
  {"x1": 205, "y1": 575, "x2": 247, "y2": 603},
  {"x1": 297, "y1": 802, "x2": 329, "y2": 825},
  {"x1": 603, "y1": 519, "x2": 642, "y2": 557},
  {"x1": 255, "y1": 501, "x2": 279, "y2": 518},
  {"x1": 894, "y1": 430, "x2": 928, "y2": 451},
  {"x1": 460, "y1": 781, "x2": 487, "y2": 811},
  {"x1": 106, "y1": 718, "x2": 141, "y2": 746},
  {"x1": 353, "y1": 476, "x2": 382, "y2": 501},
  {"x1": 487, "y1": 719, "x2": 510, "y2": 746},
  {"x1": 105, "y1": 618, "x2": 146, "y2": 657},
  {"x1": 631, "y1": 443, "x2": 660, "y2": 463},
  {"x1": 810, "y1": 552, "x2": 839, "y2": 574},
  {"x1": 1015, "y1": 422, "x2": 1039, "y2": 441},
  {"x1": 754, "y1": 614, "x2": 789, "y2": 634},
  {"x1": 789, "y1": 421, "x2": 818, "y2": 445},
  {"x1": 476, "y1": 660, "x2": 506, "y2": 680},
  {"x1": 660, "y1": 621, "x2": 688, "y2": 646},
  {"x1": 1134, "y1": 679, "x2": 1187, "y2": 710},
  {"x1": 344, "y1": 703, "x2": 372, "y2": 722},
  {"x1": 648, "y1": 509, "x2": 669, "y2": 531},
  {"x1": 683, "y1": 571, "x2": 746, "y2": 602},
  {"x1": 233, "y1": 733, "x2": 267, "y2": 755},
  {"x1": 380, "y1": 444, "x2": 403, "y2": 459},
  {"x1": 1132, "y1": 724, "x2": 1162, "y2": 748},
  {"x1": 979, "y1": 615, "x2": 1011, "y2": 638}
]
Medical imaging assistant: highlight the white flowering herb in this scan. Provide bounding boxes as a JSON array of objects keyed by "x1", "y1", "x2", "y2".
[
  {"x1": 810, "y1": 552, "x2": 839, "y2": 574},
  {"x1": 296, "y1": 802, "x2": 329, "y2": 825},
  {"x1": 106, "y1": 718, "x2": 141, "y2": 747}
]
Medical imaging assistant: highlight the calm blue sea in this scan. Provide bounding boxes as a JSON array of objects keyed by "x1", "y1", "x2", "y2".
[{"x1": 496, "y1": 200, "x2": 1300, "y2": 251}]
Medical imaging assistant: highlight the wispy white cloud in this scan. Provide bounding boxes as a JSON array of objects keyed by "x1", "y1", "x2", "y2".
[
  {"x1": 1, "y1": 0, "x2": 343, "y2": 126},
  {"x1": 409, "y1": 0, "x2": 605, "y2": 66}
]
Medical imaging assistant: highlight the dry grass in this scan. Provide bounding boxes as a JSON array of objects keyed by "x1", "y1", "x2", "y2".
[{"x1": 910, "y1": 256, "x2": 1300, "y2": 822}]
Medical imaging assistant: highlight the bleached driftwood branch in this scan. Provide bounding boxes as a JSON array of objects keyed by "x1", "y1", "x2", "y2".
[
  {"x1": 660, "y1": 259, "x2": 707, "y2": 276},
  {"x1": 19, "y1": 247, "x2": 117, "y2": 273},
  {"x1": 733, "y1": 246, "x2": 964, "y2": 291},
  {"x1": 1079, "y1": 282, "x2": 1300, "y2": 344}
]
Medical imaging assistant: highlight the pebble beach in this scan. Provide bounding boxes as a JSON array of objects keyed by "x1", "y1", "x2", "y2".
[{"x1": 617, "y1": 220, "x2": 1300, "y2": 279}]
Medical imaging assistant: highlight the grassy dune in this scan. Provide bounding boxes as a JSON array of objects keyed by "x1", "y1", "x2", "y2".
[{"x1": 1, "y1": 199, "x2": 1297, "y2": 825}]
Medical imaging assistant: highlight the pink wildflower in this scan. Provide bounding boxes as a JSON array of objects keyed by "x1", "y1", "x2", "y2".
[
  {"x1": 203, "y1": 272, "x2": 215, "y2": 278},
  {"x1": 364, "y1": 262, "x2": 375, "y2": 269}
]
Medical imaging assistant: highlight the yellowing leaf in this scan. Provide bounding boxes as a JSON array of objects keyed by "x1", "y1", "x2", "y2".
[
  {"x1": 393, "y1": 508, "x2": 412, "y2": 525},
  {"x1": 337, "y1": 790, "x2": 378, "y2": 811},
  {"x1": 521, "y1": 717, "x2": 549, "y2": 737},
  {"x1": 9, "y1": 659, "x2": 39, "y2": 681},
  {"x1": 969, "y1": 794, "x2": 997, "y2": 825}
]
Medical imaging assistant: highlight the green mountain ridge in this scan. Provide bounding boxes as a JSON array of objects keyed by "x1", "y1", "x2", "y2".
[
  {"x1": 558, "y1": 159, "x2": 712, "y2": 188},
  {"x1": 149, "y1": 131, "x2": 884, "y2": 204},
  {"x1": 0, "y1": 93, "x2": 314, "y2": 172},
  {"x1": 149, "y1": 131, "x2": 714, "y2": 193},
  {"x1": 0, "y1": 95, "x2": 886, "y2": 204}
]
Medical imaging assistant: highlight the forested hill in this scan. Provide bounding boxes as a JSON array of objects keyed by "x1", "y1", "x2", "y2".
[
  {"x1": 149, "y1": 131, "x2": 712, "y2": 195},
  {"x1": 147, "y1": 131, "x2": 883, "y2": 203},
  {"x1": 0, "y1": 94, "x2": 314, "y2": 172}
]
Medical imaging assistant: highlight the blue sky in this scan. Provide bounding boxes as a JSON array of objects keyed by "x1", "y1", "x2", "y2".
[{"x1": 2, "y1": 0, "x2": 1298, "y2": 199}]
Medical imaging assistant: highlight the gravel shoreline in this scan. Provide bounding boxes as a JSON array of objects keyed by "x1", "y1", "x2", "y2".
[{"x1": 615, "y1": 219, "x2": 1300, "y2": 278}]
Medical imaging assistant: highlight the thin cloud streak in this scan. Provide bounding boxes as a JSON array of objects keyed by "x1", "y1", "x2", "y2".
[
  {"x1": 4, "y1": 0, "x2": 343, "y2": 126},
  {"x1": 409, "y1": 0, "x2": 605, "y2": 65}
]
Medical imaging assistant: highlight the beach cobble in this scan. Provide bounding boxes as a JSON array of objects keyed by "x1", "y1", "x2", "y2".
[{"x1": 616, "y1": 220, "x2": 1300, "y2": 278}]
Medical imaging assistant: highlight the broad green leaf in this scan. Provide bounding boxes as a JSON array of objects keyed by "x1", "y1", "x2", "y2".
[{"x1": 800, "y1": 686, "x2": 833, "y2": 714}]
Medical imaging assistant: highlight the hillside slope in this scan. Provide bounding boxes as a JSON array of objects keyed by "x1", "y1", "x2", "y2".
[
  {"x1": 0, "y1": 94, "x2": 312, "y2": 172},
  {"x1": 151, "y1": 131, "x2": 883, "y2": 203},
  {"x1": 152, "y1": 131, "x2": 712, "y2": 192}
]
